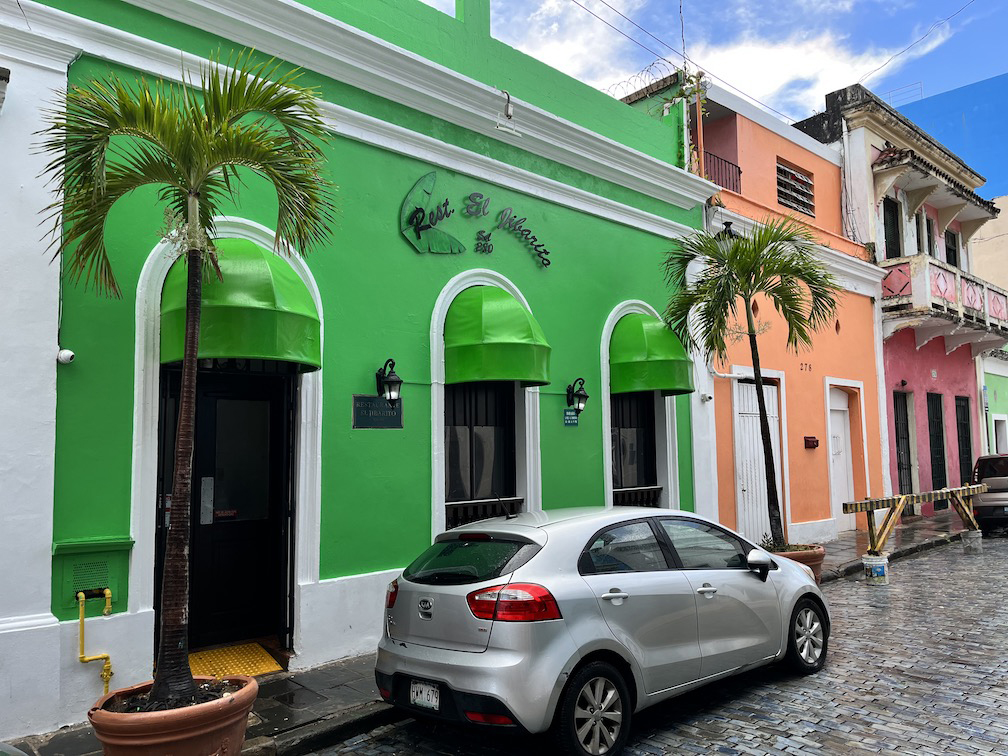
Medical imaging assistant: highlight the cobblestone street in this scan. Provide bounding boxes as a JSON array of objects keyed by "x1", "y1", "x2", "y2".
[{"x1": 312, "y1": 537, "x2": 1008, "y2": 755}]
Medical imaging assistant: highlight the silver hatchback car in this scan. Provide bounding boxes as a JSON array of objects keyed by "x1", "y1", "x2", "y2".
[{"x1": 375, "y1": 507, "x2": 830, "y2": 755}]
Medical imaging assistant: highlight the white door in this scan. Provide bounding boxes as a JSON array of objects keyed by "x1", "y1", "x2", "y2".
[
  {"x1": 734, "y1": 381, "x2": 783, "y2": 543},
  {"x1": 829, "y1": 389, "x2": 856, "y2": 532},
  {"x1": 995, "y1": 416, "x2": 1008, "y2": 454}
]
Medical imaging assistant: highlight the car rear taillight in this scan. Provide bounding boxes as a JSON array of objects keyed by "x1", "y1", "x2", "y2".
[
  {"x1": 386, "y1": 579, "x2": 399, "y2": 609},
  {"x1": 465, "y1": 711, "x2": 514, "y2": 725},
  {"x1": 465, "y1": 583, "x2": 562, "y2": 622}
]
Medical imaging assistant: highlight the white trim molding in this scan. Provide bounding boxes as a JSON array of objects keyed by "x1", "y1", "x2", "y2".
[
  {"x1": 429, "y1": 270, "x2": 543, "y2": 542},
  {"x1": 823, "y1": 377, "x2": 871, "y2": 538},
  {"x1": 129, "y1": 218, "x2": 325, "y2": 657},
  {"x1": 7, "y1": 0, "x2": 717, "y2": 218}
]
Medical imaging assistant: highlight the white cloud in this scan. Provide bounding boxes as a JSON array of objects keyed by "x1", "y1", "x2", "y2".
[
  {"x1": 490, "y1": 0, "x2": 650, "y2": 90},
  {"x1": 689, "y1": 25, "x2": 952, "y2": 120},
  {"x1": 416, "y1": 0, "x2": 455, "y2": 16}
]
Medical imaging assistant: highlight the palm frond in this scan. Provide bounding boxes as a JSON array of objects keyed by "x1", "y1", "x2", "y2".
[{"x1": 663, "y1": 215, "x2": 840, "y2": 360}]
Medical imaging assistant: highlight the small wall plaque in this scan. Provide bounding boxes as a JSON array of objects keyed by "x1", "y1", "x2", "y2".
[
  {"x1": 353, "y1": 395, "x2": 403, "y2": 429},
  {"x1": 563, "y1": 409, "x2": 579, "y2": 427}
]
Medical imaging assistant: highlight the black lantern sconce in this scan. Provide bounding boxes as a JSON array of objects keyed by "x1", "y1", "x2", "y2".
[
  {"x1": 376, "y1": 358, "x2": 402, "y2": 407},
  {"x1": 566, "y1": 378, "x2": 589, "y2": 415}
]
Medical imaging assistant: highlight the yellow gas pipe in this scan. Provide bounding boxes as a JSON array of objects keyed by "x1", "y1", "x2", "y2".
[{"x1": 77, "y1": 590, "x2": 114, "y2": 695}]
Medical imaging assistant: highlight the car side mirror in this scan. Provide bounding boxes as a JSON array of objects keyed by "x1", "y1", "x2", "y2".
[{"x1": 746, "y1": 549, "x2": 772, "y2": 582}]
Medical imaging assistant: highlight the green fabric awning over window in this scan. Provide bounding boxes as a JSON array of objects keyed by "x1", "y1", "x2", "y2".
[
  {"x1": 609, "y1": 313, "x2": 694, "y2": 395},
  {"x1": 444, "y1": 286, "x2": 551, "y2": 386},
  {"x1": 160, "y1": 238, "x2": 321, "y2": 372}
]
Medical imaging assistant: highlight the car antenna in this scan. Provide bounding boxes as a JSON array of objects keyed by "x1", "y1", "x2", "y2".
[{"x1": 500, "y1": 495, "x2": 518, "y2": 519}]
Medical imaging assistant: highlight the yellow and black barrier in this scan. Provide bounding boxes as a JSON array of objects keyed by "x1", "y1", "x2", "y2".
[{"x1": 842, "y1": 483, "x2": 986, "y2": 556}]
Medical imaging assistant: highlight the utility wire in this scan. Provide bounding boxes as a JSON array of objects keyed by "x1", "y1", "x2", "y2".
[
  {"x1": 574, "y1": 0, "x2": 796, "y2": 122},
  {"x1": 858, "y1": 0, "x2": 976, "y2": 84}
]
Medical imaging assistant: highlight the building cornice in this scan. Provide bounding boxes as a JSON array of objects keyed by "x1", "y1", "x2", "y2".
[
  {"x1": 0, "y1": 21, "x2": 77, "y2": 72},
  {"x1": 0, "y1": 1, "x2": 699, "y2": 241},
  {"x1": 109, "y1": 0, "x2": 717, "y2": 211}
]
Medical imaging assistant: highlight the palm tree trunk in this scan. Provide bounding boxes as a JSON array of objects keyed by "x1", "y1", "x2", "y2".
[
  {"x1": 149, "y1": 235, "x2": 201, "y2": 703},
  {"x1": 745, "y1": 300, "x2": 786, "y2": 546}
]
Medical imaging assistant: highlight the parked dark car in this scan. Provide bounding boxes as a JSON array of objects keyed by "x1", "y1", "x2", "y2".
[{"x1": 972, "y1": 455, "x2": 1008, "y2": 534}]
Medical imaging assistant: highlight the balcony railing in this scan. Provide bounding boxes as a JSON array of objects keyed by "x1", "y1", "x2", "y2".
[
  {"x1": 445, "y1": 497, "x2": 523, "y2": 529},
  {"x1": 879, "y1": 256, "x2": 1008, "y2": 332},
  {"x1": 613, "y1": 485, "x2": 663, "y2": 507},
  {"x1": 704, "y1": 152, "x2": 741, "y2": 194}
]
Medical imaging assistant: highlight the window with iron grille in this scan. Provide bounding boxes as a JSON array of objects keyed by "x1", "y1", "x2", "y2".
[
  {"x1": 893, "y1": 391, "x2": 913, "y2": 494},
  {"x1": 926, "y1": 217, "x2": 935, "y2": 257},
  {"x1": 945, "y1": 230, "x2": 960, "y2": 268},
  {"x1": 883, "y1": 197, "x2": 902, "y2": 259},
  {"x1": 955, "y1": 396, "x2": 973, "y2": 486},
  {"x1": 927, "y1": 392, "x2": 947, "y2": 490},
  {"x1": 611, "y1": 391, "x2": 657, "y2": 490},
  {"x1": 776, "y1": 161, "x2": 815, "y2": 217},
  {"x1": 445, "y1": 382, "x2": 516, "y2": 502}
]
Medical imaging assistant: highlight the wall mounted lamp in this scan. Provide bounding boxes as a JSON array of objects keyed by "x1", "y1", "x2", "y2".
[
  {"x1": 376, "y1": 358, "x2": 402, "y2": 407},
  {"x1": 0, "y1": 67, "x2": 9, "y2": 115},
  {"x1": 900, "y1": 379, "x2": 907, "y2": 387},
  {"x1": 566, "y1": 378, "x2": 589, "y2": 416}
]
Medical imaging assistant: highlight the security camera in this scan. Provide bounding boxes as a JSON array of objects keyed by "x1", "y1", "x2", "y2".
[{"x1": 57, "y1": 349, "x2": 75, "y2": 364}]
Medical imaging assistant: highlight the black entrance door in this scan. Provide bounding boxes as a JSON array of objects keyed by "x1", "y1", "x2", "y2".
[{"x1": 156, "y1": 365, "x2": 296, "y2": 651}]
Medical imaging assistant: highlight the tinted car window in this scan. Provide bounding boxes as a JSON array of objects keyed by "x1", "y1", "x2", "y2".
[
  {"x1": 581, "y1": 522, "x2": 668, "y2": 574},
  {"x1": 975, "y1": 457, "x2": 1008, "y2": 482},
  {"x1": 661, "y1": 520, "x2": 748, "y2": 569},
  {"x1": 404, "y1": 537, "x2": 539, "y2": 585}
]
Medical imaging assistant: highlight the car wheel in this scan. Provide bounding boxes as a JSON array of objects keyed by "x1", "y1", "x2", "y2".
[
  {"x1": 553, "y1": 661, "x2": 631, "y2": 756},
  {"x1": 786, "y1": 598, "x2": 828, "y2": 674}
]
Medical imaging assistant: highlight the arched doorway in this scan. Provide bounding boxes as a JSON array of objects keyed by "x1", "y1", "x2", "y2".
[{"x1": 154, "y1": 238, "x2": 321, "y2": 656}]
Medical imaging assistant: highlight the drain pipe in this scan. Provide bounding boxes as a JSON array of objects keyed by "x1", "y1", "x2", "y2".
[{"x1": 77, "y1": 589, "x2": 114, "y2": 695}]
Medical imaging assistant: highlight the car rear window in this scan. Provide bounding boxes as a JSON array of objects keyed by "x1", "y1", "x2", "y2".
[
  {"x1": 975, "y1": 457, "x2": 1008, "y2": 482},
  {"x1": 403, "y1": 537, "x2": 540, "y2": 585}
]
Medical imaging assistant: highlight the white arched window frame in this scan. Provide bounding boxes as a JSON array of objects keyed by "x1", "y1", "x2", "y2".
[
  {"x1": 128, "y1": 217, "x2": 325, "y2": 631},
  {"x1": 600, "y1": 301, "x2": 684, "y2": 510},
  {"x1": 430, "y1": 270, "x2": 543, "y2": 540}
]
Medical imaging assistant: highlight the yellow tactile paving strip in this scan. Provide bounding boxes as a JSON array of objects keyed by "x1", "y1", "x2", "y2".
[{"x1": 188, "y1": 642, "x2": 282, "y2": 678}]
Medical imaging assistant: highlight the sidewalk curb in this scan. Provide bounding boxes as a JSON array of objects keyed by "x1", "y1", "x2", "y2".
[
  {"x1": 818, "y1": 529, "x2": 965, "y2": 584},
  {"x1": 243, "y1": 700, "x2": 406, "y2": 756}
]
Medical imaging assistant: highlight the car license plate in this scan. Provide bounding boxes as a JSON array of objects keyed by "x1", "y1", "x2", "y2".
[{"x1": 410, "y1": 680, "x2": 440, "y2": 711}]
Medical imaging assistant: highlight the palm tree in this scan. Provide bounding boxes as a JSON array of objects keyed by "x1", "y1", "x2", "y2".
[
  {"x1": 664, "y1": 218, "x2": 840, "y2": 547},
  {"x1": 40, "y1": 53, "x2": 335, "y2": 706}
]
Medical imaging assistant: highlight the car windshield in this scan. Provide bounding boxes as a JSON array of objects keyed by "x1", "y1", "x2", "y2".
[
  {"x1": 403, "y1": 537, "x2": 540, "y2": 585},
  {"x1": 975, "y1": 457, "x2": 1008, "y2": 481}
]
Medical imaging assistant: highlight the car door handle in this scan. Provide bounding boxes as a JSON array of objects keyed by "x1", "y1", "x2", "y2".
[
  {"x1": 601, "y1": 591, "x2": 629, "y2": 601},
  {"x1": 696, "y1": 585, "x2": 718, "y2": 596}
]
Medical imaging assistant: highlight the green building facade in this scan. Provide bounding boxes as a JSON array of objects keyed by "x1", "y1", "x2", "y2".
[{"x1": 0, "y1": 0, "x2": 714, "y2": 738}]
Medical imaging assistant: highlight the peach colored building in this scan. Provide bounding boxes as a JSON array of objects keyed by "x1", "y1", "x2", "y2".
[{"x1": 689, "y1": 85, "x2": 889, "y2": 543}]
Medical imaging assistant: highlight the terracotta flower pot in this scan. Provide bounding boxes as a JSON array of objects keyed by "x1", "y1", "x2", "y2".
[
  {"x1": 88, "y1": 675, "x2": 257, "y2": 756},
  {"x1": 773, "y1": 545, "x2": 826, "y2": 584}
]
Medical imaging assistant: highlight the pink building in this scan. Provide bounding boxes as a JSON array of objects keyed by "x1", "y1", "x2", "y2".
[{"x1": 798, "y1": 86, "x2": 1002, "y2": 510}]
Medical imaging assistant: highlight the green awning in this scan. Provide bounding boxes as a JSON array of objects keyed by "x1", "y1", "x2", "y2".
[
  {"x1": 160, "y1": 238, "x2": 321, "y2": 372},
  {"x1": 609, "y1": 313, "x2": 694, "y2": 395},
  {"x1": 444, "y1": 286, "x2": 551, "y2": 385}
]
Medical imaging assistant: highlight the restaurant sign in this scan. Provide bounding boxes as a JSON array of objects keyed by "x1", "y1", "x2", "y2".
[
  {"x1": 352, "y1": 395, "x2": 403, "y2": 429},
  {"x1": 400, "y1": 172, "x2": 552, "y2": 268}
]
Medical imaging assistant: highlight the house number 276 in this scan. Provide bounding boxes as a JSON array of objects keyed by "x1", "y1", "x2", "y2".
[{"x1": 800, "y1": 362, "x2": 813, "y2": 372}]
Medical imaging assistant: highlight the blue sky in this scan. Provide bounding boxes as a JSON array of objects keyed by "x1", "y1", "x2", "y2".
[{"x1": 420, "y1": 0, "x2": 1004, "y2": 122}]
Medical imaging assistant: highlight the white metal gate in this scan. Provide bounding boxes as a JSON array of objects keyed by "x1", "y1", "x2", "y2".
[{"x1": 734, "y1": 381, "x2": 783, "y2": 542}]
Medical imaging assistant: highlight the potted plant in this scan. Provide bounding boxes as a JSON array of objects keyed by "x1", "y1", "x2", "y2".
[
  {"x1": 40, "y1": 53, "x2": 334, "y2": 753},
  {"x1": 664, "y1": 217, "x2": 841, "y2": 576}
]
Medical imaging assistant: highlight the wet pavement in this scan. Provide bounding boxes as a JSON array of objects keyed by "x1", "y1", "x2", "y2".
[{"x1": 309, "y1": 534, "x2": 1008, "y2": 755}]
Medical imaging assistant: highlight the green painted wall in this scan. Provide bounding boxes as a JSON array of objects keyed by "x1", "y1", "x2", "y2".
[
  {"x1": 49, "y1": 1, "x2": 702, "y2": 617},
  {"x1": 985, "y1": 372, "x2": 1008, "y2": 450}
]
